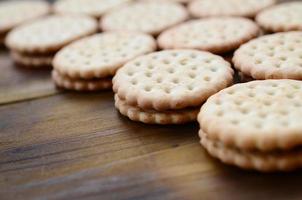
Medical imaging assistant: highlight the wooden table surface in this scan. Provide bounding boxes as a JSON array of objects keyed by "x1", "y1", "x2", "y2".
[{"x1": 1, "y1": 1, "x2": 302, "y2": 199}]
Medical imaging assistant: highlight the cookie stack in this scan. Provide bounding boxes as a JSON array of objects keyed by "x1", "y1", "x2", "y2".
[
  {"x1": 113, "y1": 50, "x2": 234, "y2": 124},
  {"x1": 54, "y1": 0, "x2": 130, "y2": 19},
  {"x1": 233, "y1": 31, "x2": 302, "y2": 81},
  {"x1": 5, "y1": 15, "x2": 98, "y2": 68},
  {"x1": 0, "y1": 0, "x2": 50, "y2": 45},
  {"x1": 52, "y1": 31, "x2": 156, "y2": 91},
  {"x1": 198, "y1": 80, "x2": 302, "y2": 172},
  {"x1": 101, "y1": 1, "x2": 188, "y2": 35}
]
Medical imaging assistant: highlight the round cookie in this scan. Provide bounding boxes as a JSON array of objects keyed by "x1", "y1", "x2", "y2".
[
  {"x1": 5, "y1": 15, "x2": 98, "y2": 54},
  {"x1": 200, "y1": 131, "x2": 302, "y2": 172},
  {"x1": 113, "y1": 50, "x2": 234, "y2": 111},
  {"x1": 198, "y1": 80, "x2": 302, "y2": 152},
  {"x1": 53, "y1": 32, "x2": 156, "y2": 79},
  {"x1": 52, "y1": 70, "x2": 112, "y2": 91},
  {"x1": 233, "y1": 31, "x2": 302, "y2": 80},
  {"x1": 189, "y1": 0, "x2": 276, "y2": 18},
  {"x1": 54, "y1": 0, "x2": 130, "y2": 18},
  {"x1": 115, "y1": 95, "x2": 199, "y2": 124},
  {"x1": 11, "y1": 51, "x2": 53, "y2": 68},
  {"x1": 256, "y1": 2, "x2": 302, "y2": 33},
  {"x1": 0, "y1": 0, "x2": 50, "y2": 34},
  {"x1": 101, "y1": 2, "x2": 188, "y2": 35},
  {"x1": 158, "y1": 17, "x2": 260, "y2": 54}
]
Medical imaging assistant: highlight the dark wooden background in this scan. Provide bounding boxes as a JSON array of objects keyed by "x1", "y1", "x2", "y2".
[{"x1": 1, "y1": 0, "x2": 302, "y2": 200}]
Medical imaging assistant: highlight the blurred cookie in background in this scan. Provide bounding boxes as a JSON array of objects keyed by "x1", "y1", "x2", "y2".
[
  {"x1": 101, "y1": 1, "x2": 188, "y2": 35},
  {"x1": 189, "y1": 0, "x2": 276, "y2": 18},
  {"x1": 158, "y1": 17, "x2": 261, "y2": 54},
  {"x1": 54, "y1": 0, "x2": 130, "y2": 19},
  {"x1": 5, "y1": 15, "x2": 98, "y2": 68},
  {"x1": 0, "y1": 0, "x2": 50, "y2": 46},
  {"x1": 256, "y1": 1, "x2": 302, "y2": 33}
]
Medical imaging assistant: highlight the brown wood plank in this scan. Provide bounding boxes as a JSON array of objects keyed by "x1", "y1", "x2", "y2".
[
  {"x1": 0, "y1": 49, "x2": 59, "y2": 105},
  {"x1": 0, "y1": 92, "x2": 199, "y2": 199},
  {"x1": 1, "y1": 92, "x2": 302, "y2": 200}
]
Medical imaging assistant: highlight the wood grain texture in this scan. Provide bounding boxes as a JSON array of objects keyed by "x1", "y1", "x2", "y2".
[
  {"x1": 1, "y1": 0, "x2": 302, "y2": 199},
  {"x1": 1, "y1": 89, "x2": 302, "y2": 200},
  {"x1": 0, "y1": 92, "x2": 199, "y2": 199}
]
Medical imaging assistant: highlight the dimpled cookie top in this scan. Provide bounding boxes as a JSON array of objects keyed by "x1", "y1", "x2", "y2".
[
  {"x1": 199, "y1": 80, "x2": 302, "y2": 151},
  {"x1": 5, "y1": 15, "x2": 98, "y2": 54},
  {"x1": 256, "y1": 2, "x2": 302, "y2": 32},
  {"x1": 53, "y1": 31, "x2": 156, "y2": 79},
  {"x1": 0, "y1": 0, "x2": 50, "y2": 33},
  {"x1": 101, "y1": 2, "x2": 188, "y2": 35},
  {"x1": 233, "y1": 32, "x2": 302, "y2": 80},
  {"x1": 158, "y1": 17, "x2": 260, "y2": 54},
  {"x1": 113, "y1": 50, "x2": 234, "y2": 111}
]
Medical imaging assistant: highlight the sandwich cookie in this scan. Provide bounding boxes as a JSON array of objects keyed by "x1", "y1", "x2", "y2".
[
  {"x1": 53, "y1": 31, "x2": 156, "y2": 91},
  {"x1": 5, "y1": 15, "x2": 98, "y2": 68},
  {"x1": 10, "y1": 52, "x2": 53, "y2": 68},
  {"x1": 198, "y1": 80, "x2": 302, "y2": 171},
  {"x1": 113, "y1": 50, "x2": 234, "y2": 124}
]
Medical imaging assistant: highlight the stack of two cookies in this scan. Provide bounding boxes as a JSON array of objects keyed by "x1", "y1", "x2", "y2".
[
  {"x1": 198, "y1": 80, "x2": 302, "y2": 172},
  {"x1": 113, "y1": 50, "x2": 234, "y2": 124},
  {"x1": 5, "y1": 15, "x2": 98, "y2": 68},
  {"x1": 52, "y1": 31, "x2": 156, "y2": 91}
]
